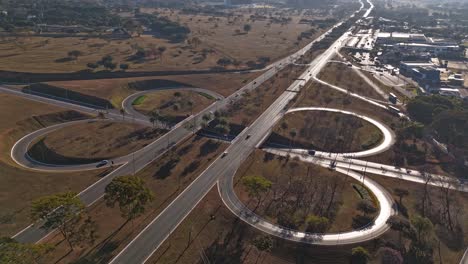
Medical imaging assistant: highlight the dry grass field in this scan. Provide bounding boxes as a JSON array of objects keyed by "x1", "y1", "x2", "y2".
[
  {"x1": 0, "y1": 7, "x2": 327, "y2": 73},
  {"x1": 268, "y1": 111, "x2": 383, "y2": 153},
  {"x1": 28, "y1": 121, "x2": 165, "y2": 165},
  {"x1": 234, "y1": 151, "x2": 376, "y2": 233},
  {"x1": 40, "y1": 71, "x2": 260, "y2": 108},
  {"x1": 0, "y1": 94, "x2": 109, "y2": 237},
  {"x1": 134, "y1": 90, "x2": 215, "y2": 118},
  {"x1": 294, "y1": 81, "x2": 400, "y2": 126},
  {"x1": 317, "y1": 62, "x2": 383, "y2": 100}
]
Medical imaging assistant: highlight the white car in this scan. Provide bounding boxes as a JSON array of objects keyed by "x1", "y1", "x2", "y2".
[{"x1": 96, "y1": 160, "x2": 109, "y2": 168}]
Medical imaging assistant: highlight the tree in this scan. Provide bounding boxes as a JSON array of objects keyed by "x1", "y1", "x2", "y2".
[
  {"x1": 252, "y1": 235, "x2": 272, "y2": 252},
  {"x1": 68, "y1": 50, "x2": 82, "y2": 60},
  {"x1": 241, "y1": 175, "x2": 272, "y2": 200},
  {"x1": 158, "y1": 46, "x2": 167, "y2": 61},
  {"x1": 217, "y1": 57, "x2": 232, "y2": 67},
  {"x1": 289, "y1": 128, "x2": 297, "y2": 147},
  {"x1": 104, "y1": 176, "x2": 154, "y2": 222},
  {"x1": 386, "y1": 215, "x2": 412, "y2": 246},
  {"x1": 87, "y1": 62, "x2": 99, "y2": 70},
  {"x1": 150, "y1": 110, "x2": 162, "y2": 127},
  {"x1": 351, "y1": 246, "x2": 370, "y2": 264},
  {"x1": 0, "y1": 237, "x2": 53, "y2": 264},
  {"x1": 30, "y1": 192, "x2": 95, "y2": 250},
  {"x1": 104, "y1": 62, "x2": 117, "y2": 70},
  {"x1": 357, "y1": 200, "x2": 377, "y2": 216},
  {"x1": 119, "y1": 63, "x2": 129, "y2": 71},
  {"x1": 100, "y1": 55, "x2": 113, "y2": 65},
  {"x1": 411, "y1": 215, "x2": 433, "y2": 242},
  {"x1": 305, "y1": 214, "x2": 329, "y2": 233},
  {"x1": 243, "y1": 24, "x2": 252, "y2": 32},
  {"x1": 394, "y1": 188, "x2": 409, "y2": 206},
  {"x1": 379, "y1": 247, "x2": 403, "y2": 264}
]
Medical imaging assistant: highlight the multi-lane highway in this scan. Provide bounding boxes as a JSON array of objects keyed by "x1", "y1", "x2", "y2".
[
  {"x1": 8, "y1": 0, "x2": 364, "y2": 244},
  {"x1": 109, "y1": 1, "x2": 375, "y2": 262}
]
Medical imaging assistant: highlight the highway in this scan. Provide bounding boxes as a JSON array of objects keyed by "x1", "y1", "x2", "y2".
[
  {"x1": 8, "y1": 0, "x2": 360, "y2": 243},
  {"x1": 109, "y1": 1, "x2": 374, "y2": 262}
]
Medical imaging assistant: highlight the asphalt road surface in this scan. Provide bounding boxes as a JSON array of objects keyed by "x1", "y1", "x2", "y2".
[{"x1": 109, "y1": 1, "x2": 372, "y2": 262}]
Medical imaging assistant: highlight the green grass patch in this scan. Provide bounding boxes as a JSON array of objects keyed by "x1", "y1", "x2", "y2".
[
  {"x1": 197, "y1": 92, "x2": 215, "y2": 100},
  {"x1": 132, "y1": 95, "x2": 147, "y2": 105},
  {"x1": 361, "y1": 131, "x2": 383, "y2": 149},
  {"x1": 352, "y1": 184, "x2": 371, "y2": 200}
]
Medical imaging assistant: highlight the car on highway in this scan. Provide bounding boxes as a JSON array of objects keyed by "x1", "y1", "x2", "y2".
[
  {"x1": 96, "y1": 160, "x2": 109, "y2": 168},
  {"x1": 245, "y1": 134, "x2": 251, "y2": 140},
  {"x1": 308, "y1": 150, "x2": 316, "y2": 156},
  {"x1": 222, "y1": 151, "x2": 228, "y2": 158}
]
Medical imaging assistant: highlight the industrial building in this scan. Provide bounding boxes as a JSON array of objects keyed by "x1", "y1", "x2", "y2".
[{"x1": 400, "y1": 61, "x2": 441, "y2": 91}]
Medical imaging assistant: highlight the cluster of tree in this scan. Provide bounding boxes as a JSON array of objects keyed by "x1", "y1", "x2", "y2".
[
  {"x1": 0, "y1": 176, "x2": 153, "y2": 262},
  {"x1": 386, "y1": 215, "x2": 437, "y2": 263},
  {"x1": 241, "y1": 158, "x2": 350, "y2": 232},
  {"x1": 131, "y1": 45, "x2": 167, "y2": 61},
  {"x1": 350, "y1": 199, "x2": 378, "y2": 230},
  {"x1": 87, "y1": 55, "x2": 129, "y2": 71},
  {"x1": 0, "y1": 0, "x2": 121, "y2": 31},
  {"x1": 0, "y1": 237, "x2": 53, "y2": 263},
  {"x1": 149, "y1": 110, "x2": 175, "y2": 128},
  {"x1": 135, "y1": 12, "x2": 190, "y2": 42},
  {"x1": 406, "y1": 95, "x2": 467, "y2": 175}
]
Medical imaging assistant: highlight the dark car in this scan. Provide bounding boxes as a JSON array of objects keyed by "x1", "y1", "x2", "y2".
[
  {"x1": 96, "y1": 160, "x2": 109, "y2": 168},
  {"x1": 308, "y1": 150, "x2": 316, "y2": 156}
]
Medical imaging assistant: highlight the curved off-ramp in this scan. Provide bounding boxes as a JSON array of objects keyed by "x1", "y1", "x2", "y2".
[
  {"x1": 121, "y1": 87, "x2": 224, "y2": 123},
  {"x1": 11, "y1": 119, "x2": 135, "y2": 172},
  {"x1": 10, "y1": 86, "x2": 222, "y2": 172},
  {"x1": 218, "y1": 159, "x2": 396, "y2": 245},
  {"x1": 282, "y1": 107, "x2": 396, "y2": 158}
]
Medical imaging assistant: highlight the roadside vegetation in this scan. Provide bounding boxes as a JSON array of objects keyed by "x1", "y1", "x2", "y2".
[
  {"x1": 368, "y1": 174, "x2": 468, "y2": 264},
  {"x1": 32, "y1": 135, "x2": 227, "y2": 263},
  {"x1": 368, "y1": 95, "x2": 467, "y2": 178}
]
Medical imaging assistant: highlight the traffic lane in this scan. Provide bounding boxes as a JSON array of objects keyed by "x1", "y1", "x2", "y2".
[
  {"x1": 285, "y1": 107, "x2": 395, "y2": 158},
  {"x1": 110, "y1": 142, "x2": 244, "y2": 264},
  {"x1": 263, "y1": 148, "x2": 467, "y2": 192}
]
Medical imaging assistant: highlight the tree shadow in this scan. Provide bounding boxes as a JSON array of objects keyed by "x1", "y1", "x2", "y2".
[{"x1": 153, "y1": 157, "x2": 180, "y2": 179}]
